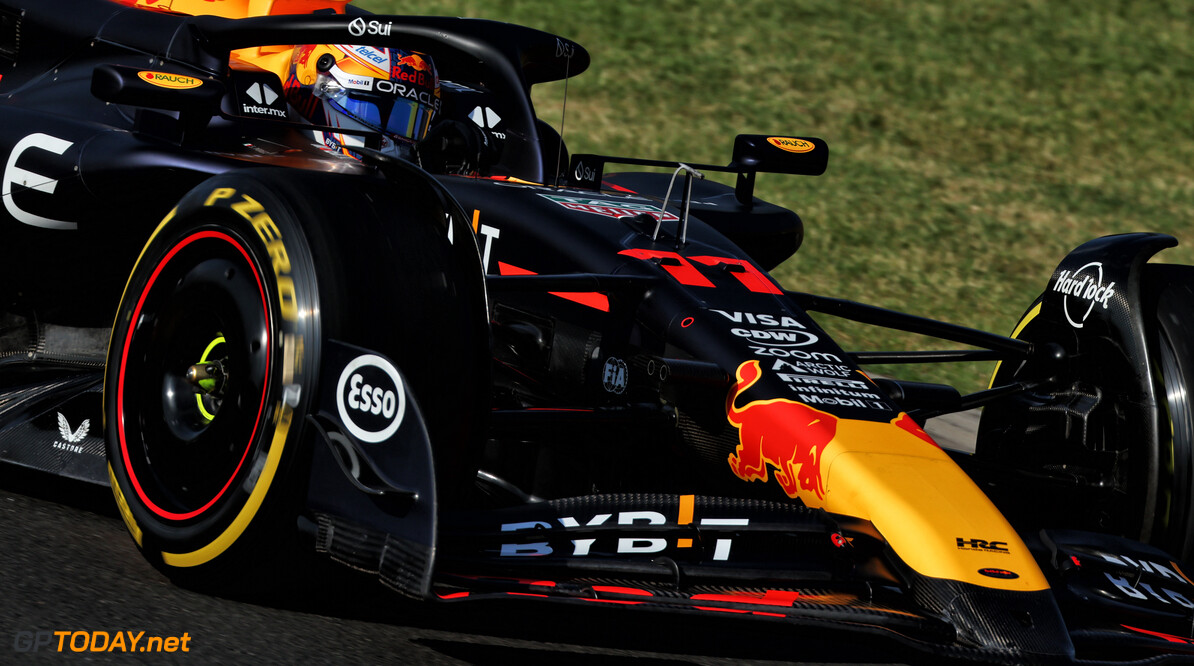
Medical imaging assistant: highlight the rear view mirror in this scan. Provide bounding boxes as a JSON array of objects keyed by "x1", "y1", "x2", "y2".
[
  {"x1": 730, "y1": 135, "x2": 828, "y2": 176},
  {"x1": 731, "y1": 135, "x2": 828, "y2": 205},
  {"x1": 91, "y1": 64, "x2": 223, "y2": 112}
]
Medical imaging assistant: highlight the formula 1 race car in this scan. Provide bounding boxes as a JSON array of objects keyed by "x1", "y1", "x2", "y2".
[{"x1": 3, "y1": 1, "x2": 1194, "y2": 663}]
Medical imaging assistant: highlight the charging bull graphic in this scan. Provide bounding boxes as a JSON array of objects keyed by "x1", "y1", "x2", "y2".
[
  {"x1": 726, "y1": 360, "x2": 838, "y2": 499},
  {"x1": 892, "y1": 411, "x2": 937, "y2": 448},
  {"x1": 726, "y1": 361, "x2": 940, "y2": 500}
]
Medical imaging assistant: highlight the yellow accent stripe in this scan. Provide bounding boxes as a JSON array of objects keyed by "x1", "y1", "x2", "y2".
[
  {"x1": 678, "y1": 494, "x2": 695, "y2": 525},
  {"x1": 828, "y1": 448, "x2": 1049, "y2": 591},
  {"x1": 109, "y1": 463, "x2": 143, "y2": 547},
  {"x1": 1172, "y1": 561, "x2": 1194, "y2": 587},
  {"x1": 677, "y1": 495, "x2": 695, "y2": 547},
  {"x1": 471, "y1": 209, "x2": 481, "y2": 234},
  {"x1": 195, "y1": 336, "x2": 226, "y2": 421},
  {"x1": 161, "y1": 403, "x2": 293, "y2": 567},
  {"x1": 989, "y1": 301, "x2": 1043, "y2": 390}
]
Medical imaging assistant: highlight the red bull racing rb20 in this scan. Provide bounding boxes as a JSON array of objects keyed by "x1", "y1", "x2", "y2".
[{"x1": 5, "y1": 1, "x2": 1194, "y2": 662}]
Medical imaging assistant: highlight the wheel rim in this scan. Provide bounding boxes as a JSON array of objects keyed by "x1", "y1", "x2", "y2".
[
  {"x1": 116, "y1": 230, "x2": 272, "y2": 522},
  {"x1": 192, "y1": 335, "x2": 228, "y2": 422},
  {"x1": 1157, "y1": 326, "x2": 1193, "y2": 552}
]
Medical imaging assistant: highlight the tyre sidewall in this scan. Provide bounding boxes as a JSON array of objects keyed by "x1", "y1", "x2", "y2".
[
  {"x1": 1145, "y1": 265, "x2": 1194, "y2": 559},
  {"x1": 106, "y1": 176, "x2": 318, "y2": 573}
]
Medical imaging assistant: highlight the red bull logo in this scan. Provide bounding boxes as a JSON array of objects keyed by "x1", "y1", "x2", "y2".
[
  {"x1": 392, "y1": 53, "x2": 436, "y2": 89},
  {"x1": 395, "y1": 53, "x2": 431, "y2": 74},
  {"x1": 725, "y1": 361, "x2": 942, "y2": 500},
  {"x1": 726, "y1": 360, "x2": 837, "y2": 499}
]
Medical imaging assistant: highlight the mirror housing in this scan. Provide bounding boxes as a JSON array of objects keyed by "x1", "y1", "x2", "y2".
[{"x1": 731, "y1": 135, "x2": 828, "y2": 206}]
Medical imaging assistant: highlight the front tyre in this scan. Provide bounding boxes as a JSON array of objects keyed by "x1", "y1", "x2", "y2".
[
  {"x1": 1143, "y1": 265, "x2": 1194, "y2": 560},
  {"x1": 106, "y1": 182, "x2": 318, "y2": 580},
  {"x1": 977, "y1": 265, "x2": 1194, "y2": 561}
]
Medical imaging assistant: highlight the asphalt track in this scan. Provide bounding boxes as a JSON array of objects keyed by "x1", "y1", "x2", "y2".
[{"x1": 0, "y1": 412, "x2": 979, "y2": 665}]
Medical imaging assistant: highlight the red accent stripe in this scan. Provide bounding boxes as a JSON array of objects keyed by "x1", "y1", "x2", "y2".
[
  {"x1": 690, "y1": 590, "x2": 802, "y2": 606},
  {"x1": 689, "y1": 255, "x2": 782, "y2": 294},
  {"x1": 117, "y1": 230, "x2": 271, "y2": 521},
  {"x1": 1122, "y1": 625, "x2": 1194, "y2": 644},
  {"x1": 603, "y1": 181, "x2": 637, "y2": 193},
  {"x1": 497, "y1": 261, "x2": 610, "y2": 312},
  {"x1": 592, "y1": 585, "x2": 653, "y2": 597}
]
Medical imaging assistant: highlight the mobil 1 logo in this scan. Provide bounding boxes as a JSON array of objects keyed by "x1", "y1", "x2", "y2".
[{"x1": 336, "y1": 353, "x2": 407, "y2": 443}]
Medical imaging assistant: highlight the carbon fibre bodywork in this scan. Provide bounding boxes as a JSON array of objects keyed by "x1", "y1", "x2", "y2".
[{"x1": 2, "y1": 2, "x2": 1194, "y2": 663}]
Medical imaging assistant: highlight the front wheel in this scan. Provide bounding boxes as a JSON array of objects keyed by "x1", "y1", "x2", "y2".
[
  {"x1": 106, "y1": 178, "x2": 320, "y2": 581},
  {"x1": 106, "y1": 167, "x2": 490, "y2": 585},
  {"x1": 976, "y1": 265, "x2": 1194, "y2": 561},
  {"x1": 1142, "y1": 265, "x2": 1194, "y2": 560}
]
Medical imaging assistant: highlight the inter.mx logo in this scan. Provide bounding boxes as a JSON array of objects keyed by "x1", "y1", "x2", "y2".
[{"x1": 240, "y1": 82, "x2": 286, "y2": 119}]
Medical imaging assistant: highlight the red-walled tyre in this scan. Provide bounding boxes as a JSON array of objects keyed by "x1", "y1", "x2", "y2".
[
  {"x1": 105, "y1": 168, "x2": 489, "y2": 584},
  {"x1": 105, "y1": 177, "x2": 320, "y2": 581}
]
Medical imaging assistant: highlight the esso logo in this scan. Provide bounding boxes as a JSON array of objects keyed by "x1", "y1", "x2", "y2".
[{"x1": 336, "y1": 354, "x2": 406, "y2": 443}]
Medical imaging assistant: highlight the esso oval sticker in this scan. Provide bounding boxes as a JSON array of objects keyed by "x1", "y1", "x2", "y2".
[{"x1": 336, "y1": 354, "x2": 406, "y2": 443}]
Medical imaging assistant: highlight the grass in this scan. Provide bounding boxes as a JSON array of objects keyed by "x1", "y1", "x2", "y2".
[{"x1": 358, "y1": 0, "x2": 1194, "y2": 390}]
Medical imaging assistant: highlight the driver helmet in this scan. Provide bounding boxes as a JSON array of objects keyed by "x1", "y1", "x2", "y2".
[{"x1": 283, "y1": 44, "x2": 440, "y2": 160}]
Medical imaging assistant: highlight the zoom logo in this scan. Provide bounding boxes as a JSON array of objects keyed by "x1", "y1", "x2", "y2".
[{"x1": 336, "y1": 354, "x2": 406, "y2": 443}]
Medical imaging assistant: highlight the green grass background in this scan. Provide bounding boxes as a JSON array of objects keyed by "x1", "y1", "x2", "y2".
[{"x1": 358, "y1": 0, "x2": 1194, "y2": 391}]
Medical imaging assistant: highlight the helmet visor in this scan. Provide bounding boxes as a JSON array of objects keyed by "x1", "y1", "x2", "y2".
[
  {"x1": 331, "y1": 94, "x2": 435, "y2": 143},
  {"x1": 384, "y1": 98, "x2": 435, "y2": 142}
]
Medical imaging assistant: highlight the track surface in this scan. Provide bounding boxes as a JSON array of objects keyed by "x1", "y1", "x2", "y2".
[{"x1": 0, "y1": 412, "x2": 980, "y2": 664}]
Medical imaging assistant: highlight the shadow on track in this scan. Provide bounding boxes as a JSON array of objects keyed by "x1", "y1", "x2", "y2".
[{"x1": 2, "y1": 466, "x2": 921, "y2": 665}]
